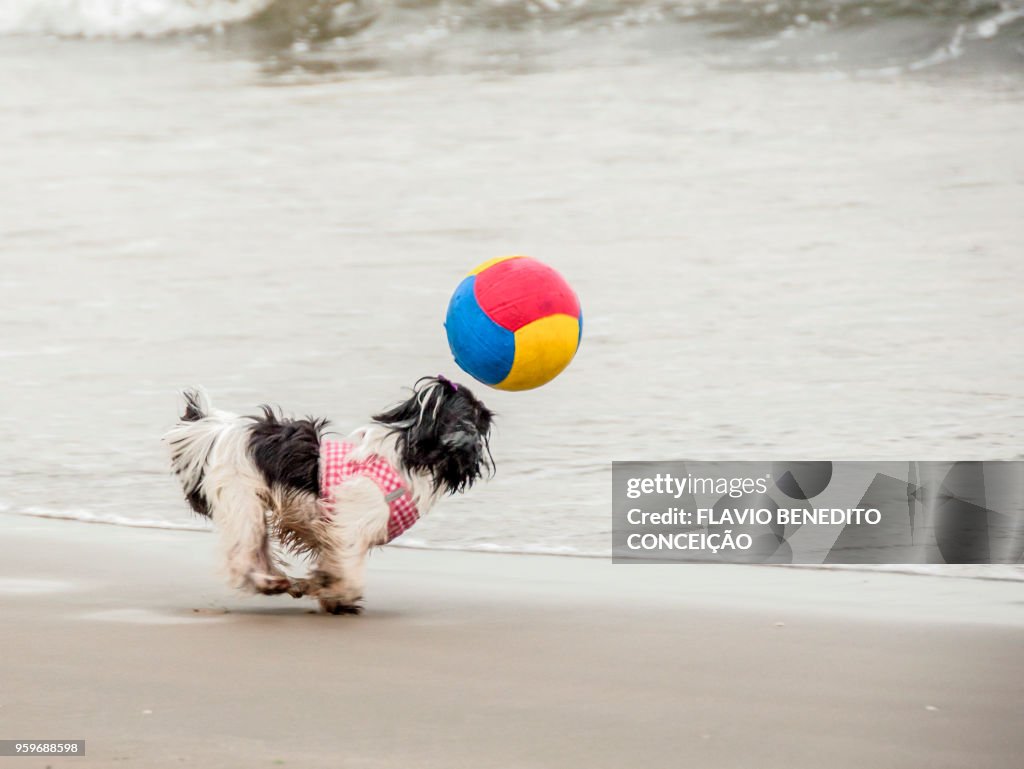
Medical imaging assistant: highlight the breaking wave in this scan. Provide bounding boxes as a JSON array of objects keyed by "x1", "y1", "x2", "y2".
[
  {"x1": 0, "y1": 0, "x2": 276, "y2": 38},
  {"x1": 0, "y1": 0, "x2": 1021, "y2": 73}
]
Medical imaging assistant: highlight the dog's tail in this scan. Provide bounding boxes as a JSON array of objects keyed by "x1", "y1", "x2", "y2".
[
  {"x1": 164, "y1": 388, "x2": 244, "y2": 518},
  {"x1": 181, "y1": 387, "x2": 210, "y2": 423}
]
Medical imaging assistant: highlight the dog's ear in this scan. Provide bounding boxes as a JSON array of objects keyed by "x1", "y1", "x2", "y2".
[
  {"x1": 372, "y1": 378, "x2": 451, "y2": 466},
  {"x1": 371, "y1": 388, "x2": 423, "y2": 429},
  {"x1": 374, "y1": 377, "x2": 495, "y2": 493}
]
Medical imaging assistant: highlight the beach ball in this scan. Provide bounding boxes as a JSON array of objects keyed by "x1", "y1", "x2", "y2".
[{"x1": 445, "y1": 255, "x2": 582, "y2": 391}]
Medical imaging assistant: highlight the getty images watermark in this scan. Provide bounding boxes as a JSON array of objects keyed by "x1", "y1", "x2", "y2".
[{"x1": 612, "y1": 461, "x2": 1024, "y2": 564}]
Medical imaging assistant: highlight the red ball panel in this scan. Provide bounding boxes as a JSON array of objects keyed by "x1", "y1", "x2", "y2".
[{"x1": 473, "y1": 257, "x2": 580, "y2": 332}]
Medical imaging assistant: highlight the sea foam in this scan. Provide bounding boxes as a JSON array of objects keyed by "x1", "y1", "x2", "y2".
[{"x1": 0, "y1": 0, "x2": 274, "y2": 38}]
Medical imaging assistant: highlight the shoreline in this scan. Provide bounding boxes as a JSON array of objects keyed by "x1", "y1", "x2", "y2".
[{"x1": 3, "y1": 509, "x2": 1023, "y2": 584}]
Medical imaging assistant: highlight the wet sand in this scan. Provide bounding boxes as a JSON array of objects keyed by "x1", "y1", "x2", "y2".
[{"x1": 1, "y1": 515, "x2": 1021, "y2": 768}]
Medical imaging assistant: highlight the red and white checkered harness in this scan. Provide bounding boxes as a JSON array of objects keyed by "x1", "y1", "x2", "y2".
[{"x1": 319, "y1": 439, "x2": 420, "y2": 542}]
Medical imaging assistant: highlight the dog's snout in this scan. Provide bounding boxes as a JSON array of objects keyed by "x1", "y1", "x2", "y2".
[{"x1": 443, "y1": 430, "x2": 476, "y2": 449}]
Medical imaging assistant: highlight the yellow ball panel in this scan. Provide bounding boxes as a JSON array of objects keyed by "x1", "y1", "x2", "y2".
[
  {"x1": 494, "y1": 314, "x2": 580, "y2": 391},
  {"x1": 468, "y1": 254, "x2": 526, "y2": 276}
]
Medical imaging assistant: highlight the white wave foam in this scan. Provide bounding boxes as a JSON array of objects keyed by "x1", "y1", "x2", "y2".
[
  {"x1": 976, "y1": 5, "x2": 1024, "y2": 40},
  {"x1": 775, "y1": 563, "x2": 1024, "y2": 583},
  {"x1": 4, "y1": 509, "x2": 1020, "y2": 581},
  {"x1": 0, "y1": 0, "x2": 273, "y2": 38},
  {"x1": 393, "y1": 537, "x2": 603, "y2": 558},
  {"x1": 8, "y1": 506, "x2": 211, "y2": 531},
  {"x1": 908, "y1": 22, "x2": 966, "y2": 72}
]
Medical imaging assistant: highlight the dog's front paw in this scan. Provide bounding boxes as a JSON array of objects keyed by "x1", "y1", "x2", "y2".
[
  {"x1": 286, "y1": 578, "x2": 311, "y2": 598},
  {"x1": 319, "y1": 597, "x2": 363, "y2": 615},
  {"x1": 249, "y1": 572, "x2": 292, "y2": 595},
  {"x1": 289, "y1": 570, "x2": 345, "y2": 599}
]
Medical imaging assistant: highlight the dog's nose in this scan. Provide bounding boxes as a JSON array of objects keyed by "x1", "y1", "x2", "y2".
[{"x1": 443, "y1": 431, "x2": 475, "y2": 448}]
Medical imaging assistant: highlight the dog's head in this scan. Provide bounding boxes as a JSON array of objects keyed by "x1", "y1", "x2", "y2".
[{"x1": 373, "y1": 376, "x2": 495, "y2": 494}]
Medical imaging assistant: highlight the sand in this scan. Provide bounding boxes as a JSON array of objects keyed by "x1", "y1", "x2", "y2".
[{"x1": 1, "y1": 515, "x2": 1021, "y2": 769}]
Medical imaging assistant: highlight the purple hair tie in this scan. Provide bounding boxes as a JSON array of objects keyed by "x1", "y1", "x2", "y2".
[{"x1": 437, "y1": 374, "x2": 458, "y2": 391}]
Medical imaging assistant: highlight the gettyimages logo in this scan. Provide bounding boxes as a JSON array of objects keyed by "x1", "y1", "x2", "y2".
[{"x1": 611, "y1": 461, "x2": 1024, "y2": 564}]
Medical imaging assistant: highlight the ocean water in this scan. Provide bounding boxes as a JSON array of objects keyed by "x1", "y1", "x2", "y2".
[{"x1": 1, "y1": 0, "x2": 1022, "y2": 571}]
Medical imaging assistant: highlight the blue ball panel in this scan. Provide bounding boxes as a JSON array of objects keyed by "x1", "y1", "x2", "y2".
[{"x1": 445, "y1": 275, "x2": 515, "y2": 386}]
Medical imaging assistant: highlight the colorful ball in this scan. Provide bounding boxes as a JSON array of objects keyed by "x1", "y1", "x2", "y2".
[{"x1": 445, "y1": 255, "x2": 582, "y2": 391}]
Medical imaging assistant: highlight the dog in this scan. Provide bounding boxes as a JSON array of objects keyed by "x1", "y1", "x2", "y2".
[{"x1": 165, "y1": 376, "x2": 494, "y2": 614}]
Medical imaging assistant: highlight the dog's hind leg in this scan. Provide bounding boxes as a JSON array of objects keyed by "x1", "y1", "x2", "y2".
[
  {"x1": 201, "y1": 426, "x2": 295, "y2": 595},
  {"x1": 249, "y1": 528, "x2": 292, "y2": 595},
  {"x1": 207, "y1": 468, "x2": 291, "y2": 596}
]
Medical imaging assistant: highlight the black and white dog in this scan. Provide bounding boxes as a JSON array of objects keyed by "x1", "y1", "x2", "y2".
[{"x1": 165, "y1": 376, "x2": 494, "y2": 614}]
